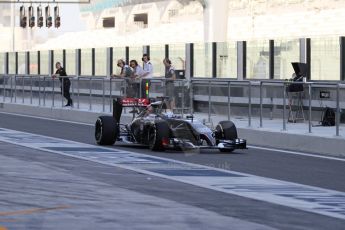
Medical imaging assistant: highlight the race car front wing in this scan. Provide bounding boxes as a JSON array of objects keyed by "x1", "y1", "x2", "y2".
[{"x1": 162, "y1": 138, "x2": 247, "y2": 151}]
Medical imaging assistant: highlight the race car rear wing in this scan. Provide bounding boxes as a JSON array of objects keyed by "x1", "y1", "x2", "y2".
[
  {"x1": 120, "y1": 98, "x2": 150, "y2": 107},
  {"x1": 113, "y1": 97, "x2": 150, "y2": 123}
]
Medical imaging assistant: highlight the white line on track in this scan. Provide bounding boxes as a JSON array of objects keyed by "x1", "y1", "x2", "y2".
[
  {"x1": 0, "y1": 111, "x2": 94, "y2": 126},
  {"x1": 1, "y1": 111, "x2": 345, "y2": 162},
  {"x1": 248, "y1": 145, "x2": 345, "y2": 162}
]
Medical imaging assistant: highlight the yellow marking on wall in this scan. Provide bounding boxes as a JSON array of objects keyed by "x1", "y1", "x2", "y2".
[
  {"x1": 0, "y1": 205, "x2": 70, "y2": 217},
  {"x1": 0, "y1": 218, "x2": 20, "y2": 223}
]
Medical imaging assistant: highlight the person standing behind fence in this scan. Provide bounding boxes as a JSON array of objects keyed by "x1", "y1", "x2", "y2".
[
  {"x1": 163, "y1": 58, "x2": 176, "y2": 110},
  {"x1": 112, "y1": 59, "x2": 134, "y2": 97},
  {"x1": 141, "y1": 54, "x2": 153, "y2": 98},
  {"x1": 129, "y1": 60, "x2": 145, "y2": 98},
  {"x1": 142, "y1": 54, "x2": 153, "y2": 78},
  {"x1": 53, "y1": 62, "x2": 73, "y2": 107}
]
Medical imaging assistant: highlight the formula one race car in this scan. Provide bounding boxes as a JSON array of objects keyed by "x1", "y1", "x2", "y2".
[{"x1": 95, "y1": 97, "x2": 246, "y2": 152}]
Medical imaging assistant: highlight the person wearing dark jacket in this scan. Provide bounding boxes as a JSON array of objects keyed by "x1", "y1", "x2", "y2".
[
  {"x1": 53, "y1": 62, "x2": 73, "y2": 106},
  {"x1": 163, "y1": 58, "x2": 176, "y2": 110}
]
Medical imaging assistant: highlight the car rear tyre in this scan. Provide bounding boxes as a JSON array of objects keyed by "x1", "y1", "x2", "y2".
[
  {"x1": 149, "y1": 121, "x2": 170, "y2": 151},
  {"x1": 95, "y1": 116, "x2": 118, "y2": 145},
  {"x1": 215, "y1": 121, "x2": 237, "y2": 153}
]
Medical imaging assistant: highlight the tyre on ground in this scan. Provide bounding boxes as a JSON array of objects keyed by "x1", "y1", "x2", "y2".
[
  {"x1": 95, "y1": 116, "x2": 118, "y2": 145},
  {"x1": 215, "y1": 121, "x2": 238, "y2": 152},
  {"x1": 149, "y1": 121, "x2": 170, "y2": 151}
]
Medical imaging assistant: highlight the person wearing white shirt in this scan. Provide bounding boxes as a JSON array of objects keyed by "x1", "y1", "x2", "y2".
[
  {"x1": 130, "y1": 60, "x2": 145, "y2": 78},
  {"x1": 142, "y1": 54, "x2": 153, "y2": 78},
  {"x1": 141, "y1": 54, "x2": 153, "y2": 98},
  {"x1": 129, "y1": 60, "x2": 145, "y2": 98}
]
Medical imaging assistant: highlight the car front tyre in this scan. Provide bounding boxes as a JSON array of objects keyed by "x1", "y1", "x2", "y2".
[{"x1": 215, "y1": 121, "x2": 237, "y2": 153}]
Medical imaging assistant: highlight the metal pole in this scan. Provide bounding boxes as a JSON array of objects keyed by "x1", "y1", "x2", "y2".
[
  {"x1": 77, "y1": 77, "x2": 80, "y2": 109},
  {"x1": 38, "y1": 76, "x2": 41, "y2": 106},
  {"x1": 30, "y1": 76, "x2": 33, "y2": 105},
  {"x1": 124, "y1": 79, "x2": 127, "y2": 97},
  {"x1": 308, "y1": 83, "x2": 312, "y2": 133},
  {"x1": 190, "y1": 80, "x2": 194, "y2": 115},
  {"x1": 336, "y1": 84, "x2": 340, "y2": 136},
  {"x1": 248, "y1": 81, "x2": 252, "y2": 127},
  {"x1": 14, "y1": 75, "x2": 16, "y2": 103},
  {"x1": 2, "y1": 76, "x2": 5, "y2": 102},
  {"x1": 227, "y1": 81, "x2": 231, "y2": 120},
  {"x1": 61, "y1": 78, "x2": 64, "y2": 107},
  {"x1": 43, "y1": 77, "x2": 46, "y2": 106},
  {"x1": 109, "y1": 78, "x2": 112, "y2": 112},
  {"x1": 71, "y1": 77, "x2": 74, "y2": 99},
  {"x1": 208, "y1": 80, "x2": 211, "y2": 123},
  {"x1": 146, "y1": 79, "x2": 150, "y2": 99},
  {"x1": 147, "y1": 79, "x2": 150, "y2": 99},
  {"x1": 259, "y1": 81, "x2": 263, "y2": 128},
  {"x1": 283, "y1": 83, "x2": 286, "y2": 131},
  {"x1": 139, "y1": 78, "x2": 142, "y2": 99},
  {"x1": 181, "y1": 80, "x2": 185, "y2": 117},
  {"x1": 123, "y1": 79, "x2": 127, "y2": 114},
  {"x1": 89, "y1": 77, "x2": 92, "y2": 111},
  {"x1": 102, "y1": 78, "x2": 105, "y2": 112},
  {"x1": 22, "y1": 76, "x2": 24, "y2": 104},
  {"x1": 70, "y1": 77, "x2": 74, "y2": 108},
  {"x1": 52, "y1": 78, "x2": 55, "y2": 107}
]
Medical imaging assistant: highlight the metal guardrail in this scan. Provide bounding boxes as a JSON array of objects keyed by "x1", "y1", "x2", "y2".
[
  {"x1": 0, "y1": 74, "x2": 344, "y2": 136},
  {"x1": 257, "y1": 80, "x2": 344, "y2": 136}
]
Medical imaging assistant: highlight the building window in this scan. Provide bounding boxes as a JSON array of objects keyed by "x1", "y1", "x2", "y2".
[
  {"x1": 168, "y1": 9, "x2": 178, "y2": 18},
  {"x1": 134, "y1": 13, "x2": 148, "y2": 28},
  {"x1": 103, "y1": 17, "x2": 115, "y2": 28}
]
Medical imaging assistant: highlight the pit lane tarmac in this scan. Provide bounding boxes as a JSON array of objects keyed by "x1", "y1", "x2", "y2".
[{"x1": 0, "y1": 127, "x2": 345, "y2": 229}]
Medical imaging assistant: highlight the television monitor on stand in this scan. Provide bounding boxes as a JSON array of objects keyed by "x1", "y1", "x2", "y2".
[
  {"x1": 288, "y1": 62, "x2": 307, "y2": 92},
  {"x1": 291, "y1": 62, "x2": 307, "y2": 81}
]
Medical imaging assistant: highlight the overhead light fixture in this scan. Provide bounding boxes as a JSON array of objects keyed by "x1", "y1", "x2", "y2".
[
  {"x1": 20, "y1": 5, "x2": 27, "y2": 28},
  {"x1": 37, "y1": 5, "x2": 43, "y2": 28},
  {"x1": 18, "y1": 3, "x2": 64, "y2": 29},
  {"x1": 54, "y1": 5, "x2": 60, "y2": 28},
  {"x1": 45, "y1": 5, "x2": 52, "y2": 28},
  {"x1": 28, "y1": 5, "x2": 35, "y2": 28}
]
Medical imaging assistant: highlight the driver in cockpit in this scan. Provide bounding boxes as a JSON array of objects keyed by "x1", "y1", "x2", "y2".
[{"x1": 144, "y1": 101, "x2": 174, "y2": 118}]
